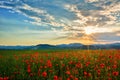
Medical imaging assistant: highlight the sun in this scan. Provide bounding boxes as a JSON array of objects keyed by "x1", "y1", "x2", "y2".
[
  {"x1": 83, "y1": 26, "x2": 104, "y2": 35},
  {"x1": 81, "y1": 26, "x2": 110, "y2": 45},
  {"x1": 84, "y1": 26, "x2": 94, "y2": 35}
]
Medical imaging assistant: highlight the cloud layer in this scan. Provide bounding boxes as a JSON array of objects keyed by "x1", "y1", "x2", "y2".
[{"x1": 0, "y1": 0, "x2": 120, "y2": 44}]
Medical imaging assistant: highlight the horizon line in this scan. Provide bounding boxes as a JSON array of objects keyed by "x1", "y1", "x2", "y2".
[{"x1": 0, "y1": 42, "x2": 120, "y2": 46}]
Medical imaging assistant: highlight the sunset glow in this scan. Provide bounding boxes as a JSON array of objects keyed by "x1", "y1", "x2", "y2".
[
  {"x1": 84, "y1": 27, "x2": 94, "y2": 35},
  {"x1": 0, "y1": 0, "x2": 120, "y2": 45}
]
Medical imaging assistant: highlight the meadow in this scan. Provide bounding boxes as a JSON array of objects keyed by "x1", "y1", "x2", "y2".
[{"x1": 0, "y1": 49, "x2": 120, "y2": 80}]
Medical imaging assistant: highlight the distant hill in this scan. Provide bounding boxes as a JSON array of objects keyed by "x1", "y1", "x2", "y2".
[
  {"x1": 32, "y1": 44, "x2": 56, "y2": 49},
  {"x1": 57, "y1": 43, "x2": 83, "y2": 48},
  {"x1": 0, "y1": 46, "x2": 31, "y2": 50},
  {"x1": 0, "y1": 43, "x2": 120, "y2": 50}
]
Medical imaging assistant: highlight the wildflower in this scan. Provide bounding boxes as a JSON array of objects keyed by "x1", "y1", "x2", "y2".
[
  {"x1": 87, "y1": 72, "x2": 91, "y2": 77},
  {"x1": 84, "y1": 71, "x2": 87, "y2": 76},
  {"x1": 68, "y1": 61, "x2": 73, "y2": 65},
  {"x1": 59, "y1": 77, "x2": 62, "y2": 80},
  {"x1": 76, "y1": 63, "x2": 82, "y2": 68},
  {"x1": 112, "y1": 71, "x2": 119, "y2": 76},
  {"x1": 109, "y1": 56, "x2": 112, "y2": 59},
  {"x1": 107, "y1": 73, "x2": 111, "y2": 77},
  {"x1": 66, "y1": 71, "x2": 71, "y2": 75},
  {"x1": 54, "y1": 75, "x2": 58, "y2": 80},
  {"x1": 86, "y1": 62, "x2": 90, "y2": 67},
  {"x1": 27, "y1": 64, "x2": 31, "y2": 73},
  {"x1": 0, "y1": 77, "x2": 3, "y2": 80},
  {"x1": 49, "y1": 70, "x2": 53, "y2": 73},
  {"x1": 112, "y1": 64, "x2": 117, "y2": 69},
  {"x1": 46, "y1": 60, "x2": 52, "y2": 68},
  {"x1": 40, "y1": 66, "x2": 43, "y2": 69},
  {"x1": 66, "y1": 66, "x2": 70, "y2": 70},
  {"x1": 4, "y1": 77, "x2": 9, "y2": 80},
  {"x1": 0, "y1": 77, "x2": 9, "y2": 80},
  {"x1": 56, "y1": 64, "x2": 58, "y2": 66},
  {"x1": 108, "y1": 78, "x2": 112, "y2": 80},
  {"x1": 100, "y1": 63, "x2": 105, "y2": 68},
  {"x1": 29, "y1": 73, "x2": 34, "y2": 77},
  {"x1": 42, "y1": 71, "x2": 47, "y2": 77},
  {"x1": 67, "y1": 78, "x2": 70, "y2": 80},
  {"x1": 74, "y1": 77, "x2": 78, "y2": 80},
  {"x1": 44, "y1": 66, "x2": 47, "y2": 68},
  {"x1": 62, "y1": 64, "x2": 65, "y2": 67},
  {"x1": 97, "y1": 69, "x2": 101, "y2": 75},
  {"x1": 69, "y1": 75, "x2": 74, "y2": 79},
  {"x1": 107, "y1": 66, "x2": 111, "y2": 70}
]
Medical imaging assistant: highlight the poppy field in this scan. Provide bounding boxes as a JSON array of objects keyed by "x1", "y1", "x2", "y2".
[{"x1": 0, "y1": 49, "x2": 120, "y2": 80}]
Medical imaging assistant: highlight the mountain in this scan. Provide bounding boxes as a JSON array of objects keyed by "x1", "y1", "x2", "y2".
[
  {"x1": 57, "y1": 43, "x2": 83, "y2": 48},
  {"x1": 0, "y1": 46, "x2": 31, "y2": 50},
  {"x1": 0, "y1": 43, "x2": 120, "y2": 50},
  {"x1": 32, "y1": 44, "x2": 56, "y2": 49}
]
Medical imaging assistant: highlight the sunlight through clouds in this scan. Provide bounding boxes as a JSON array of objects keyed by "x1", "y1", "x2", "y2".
[{"x1": 0, "y1": 0, "x2": 120, "y2": 45}]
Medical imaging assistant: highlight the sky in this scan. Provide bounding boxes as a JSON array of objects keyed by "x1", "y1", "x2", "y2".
[{"x1": 0, "y1": 0, "x2": 120, "y2": 45}]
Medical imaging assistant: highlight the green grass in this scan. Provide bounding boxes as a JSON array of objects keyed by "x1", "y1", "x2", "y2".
[{"x1": 0, "y1": 49, "x2": 120, "y2": 80}]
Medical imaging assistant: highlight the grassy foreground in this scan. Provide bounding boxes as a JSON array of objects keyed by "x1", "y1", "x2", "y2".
[{"x1": 0, "y1": 49, "x2": 120, "y2": 80}]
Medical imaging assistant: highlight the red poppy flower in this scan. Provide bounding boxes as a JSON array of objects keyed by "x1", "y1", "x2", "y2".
[
  {"x1": 42, "y1": 71, "x2": 47, "y2": 77},
  {"x1": 66, "y1": 71, "x2": 71, "y2": 75},
  {"x1": 84, "y1": 71, "x2": 87, "y2": 76},
  {"x1": 112, "y1": 71, "x2": 119, "y2": 76},
  {"x1": 108, "y1": 78, "x2": 112, "y2": 80},
  {"x1": 54, "y1": 75, "x2": 58, "y2": 80},
  {"x1": 112, "y1": 64, "x2": 117, "y2": 69},
  {"x1": 74, "y1": 77, "x2": 78, "y2": 80},
  {"x1": 46, "y1": 60, "x2": 52, "y2": 68},
  {"x1": 100, "y1": 63, "x2": 105, "y2": 68},
  {"x1": 0, "y1": 77, "x2": 9, "y2": 80},
  {"x1": 86, "y1": 62, "x2": 90, "y2": 67},
  {"x1": 67, "y1": 78, "x2": 70, "y2": 80},
  {"x1": 27, "y1": 64, "x2": 31, "y2": 73}
]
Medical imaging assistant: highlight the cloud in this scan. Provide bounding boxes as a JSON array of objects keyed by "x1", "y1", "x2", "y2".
[
  {"x1": 116, "y1": 33, "x2": 120, "y2": 36},
  {"x1": 64, "y1": 0, "x2": 120, "y2": 26},
  {"x1": 0, "y1": 0, "x2": 120, "y2": 44},
  {"x1": 63, "y1": 0, "x2": 120, "y2": 38},
  {"x1": 85, "y1": 0, "x2": 99, "y2": 3},
  {"x1": 0, "y1": 1, "x2": 65, "y2": 27},
  {"x1": 16, "y1": 4, "x2": 56, "y2": 26}
]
